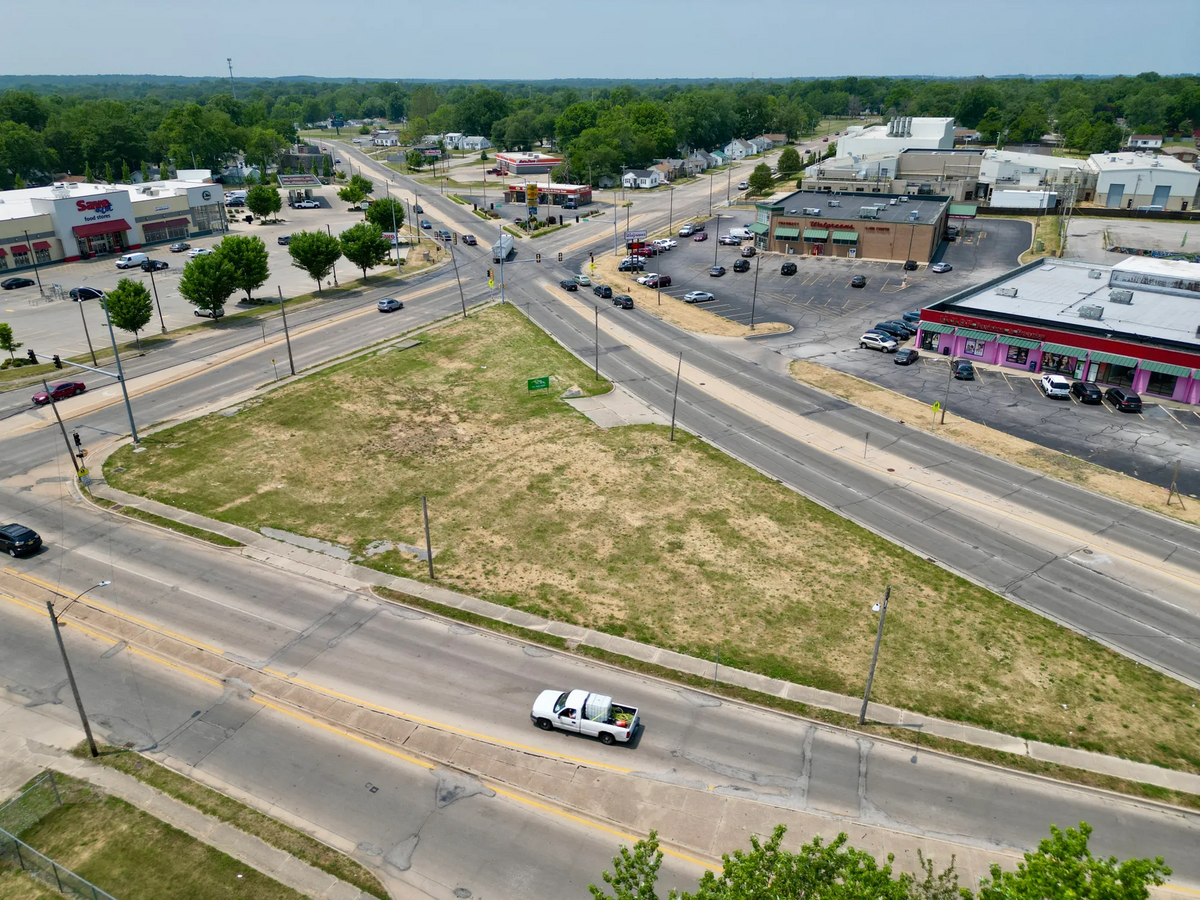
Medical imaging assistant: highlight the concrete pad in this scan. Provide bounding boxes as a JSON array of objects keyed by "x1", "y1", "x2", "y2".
[
  {"x1": 533, "y1": 756, "x2": 580, "y2": 780},
  {"x1": 641, "y1": 805, "x2": 719, "y2": 855},
  {"x1": 565, "y1": 384, "x2": 669, "y2": 428},
  {"x1": 525, "y1": 771, "x2": 572, "y2": 799},
  {"x1": 402, "y1": 726, "x2": 464, "y2": 763},
  {"x1": 1029, "y1": 741, "x2": 1200, "y2": 794},
  {"x1": 343, "y1": 705, "x2": 388, "y2": 738},
  {"x1": 592, "y1": 634, "x2": 659, "y2": 663},
  {"x1": 595, "y1": 786, "x2": 650, "y2": 827},
  {"x1": 373, "y1": 717, "x2": 418, "y2": 746}
]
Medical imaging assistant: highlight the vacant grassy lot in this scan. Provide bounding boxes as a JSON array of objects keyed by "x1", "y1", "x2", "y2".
[
  {"x1": 11, "y1": 776, "x2": 304, "y2": 900},
  {"x1": 106, "y1": 305, "x2": 1200, "y2": 771}
]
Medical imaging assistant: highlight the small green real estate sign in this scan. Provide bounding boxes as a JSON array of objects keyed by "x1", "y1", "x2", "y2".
[{"x1": 527, "y1": 376, "x2": 550, "y2": 391}]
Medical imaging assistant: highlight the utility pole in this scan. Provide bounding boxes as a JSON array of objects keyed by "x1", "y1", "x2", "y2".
[
  {"x1": 713, "y1": 214, "x2": 721, "y2": 265},
  {"x1": 709, "y1": 171, "x2": 713, "y2": 215},
  {"x1": 448, "y1": 238, "x2": 468, "y2": 319},
  {"x1": 46, "y1": 601, "x2": 99, "y2": 757},
  {"x1": 668, "y1": 186, "x2": 674, "y2": 236},
  {"x1": 227, "y1": 58, "x2": 236, "y2": 99},
  {"x1": 421, "y1": 495, "x2": 434, "y2": 579},
  {"x1": 42, "y1": 380, "x2": 79, "y2": 474},
  {"x1": 386, "y1": 184, "x2": 401, "y2": 276},
  {"x1": 1167, "y1": 461, "x2": 1185, "y2": 508},
  {"x1": 858, "y1": 585, "x2": 891, "y2": 725},
  {"x1": 146, "y1": 265, "x2": 167, "y2": 334},
  {"x1": 326, "y1": 224, "x2": 338, "y2": 285},
  {"x1": 99, "y1": 294, "x2": 139, "y2": 444},
  {"x1": 23, "y1": 230, "x2": 44, "y2": 294},
  {"x1": 750, "y1": 249, "x2": 761, "y2": 330},
  {"x1": 594, "y1": 306, "x2": 599, "y2": 380},
  {"x1": 613, "y1": 189, "x2": 619, "y2": 257},
  {"x1": 669, "y1": 352, "x2": 683, "y2": 442},
  {"x1": 940, "y1": 355, "x2": 954, "y2": 425},
  {"x1": 77, "y1": 295, "x2": 97, "y2": 365},
  {"x1": 276, "y1": 287, "x2": 295, "y2": 376}
]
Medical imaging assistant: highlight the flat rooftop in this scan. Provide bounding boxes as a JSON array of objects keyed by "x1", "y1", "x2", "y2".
[
  {"x1": 0, "y1": 178, "x2": 215, "y2": 222},
  {"x1": 1089, "y1": 150, "x2": 1199, "y2": 175},
  {"x1": 939, "y1": 258, "x2": 1200, "y2": 350},
  {"x1": 770, "y1": 190, "x2": 950, "y2": 226}
]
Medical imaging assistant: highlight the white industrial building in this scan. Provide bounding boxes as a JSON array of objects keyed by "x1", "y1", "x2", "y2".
[
  {"x1": 976, "y1": 149, "x2": 1095, "y2": 202},
  {"x1": 835, "y1": 117, "x2": 955, "y2": 158},
  {"x1": 1088, "y1": 151, "x2": 1200, "y2": 210}
]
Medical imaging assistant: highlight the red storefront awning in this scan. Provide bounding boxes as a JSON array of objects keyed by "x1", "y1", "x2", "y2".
[
  {"x1": 0, "y1": 248, "x2": 7, "y2": 257},
  {"x1": 72, "y1": 219, "x2": 131, "y2": 238},
  {"x1": 32, "y1": 241, "x2": 50, "y2": 250},
  {"x1": 8, "y1": 244, "x2": 29, "y2": 253}
]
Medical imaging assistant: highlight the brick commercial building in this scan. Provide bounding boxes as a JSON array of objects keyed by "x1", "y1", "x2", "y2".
[{"x1": 752, "y1": 190, "x2": 950, "y2": 262}]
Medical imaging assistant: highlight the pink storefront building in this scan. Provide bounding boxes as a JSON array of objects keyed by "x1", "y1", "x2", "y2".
[{"x1": 918, "y1": 257, "x2": 1200, "y2": 405}]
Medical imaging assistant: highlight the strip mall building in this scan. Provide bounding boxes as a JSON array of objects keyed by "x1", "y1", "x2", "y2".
[
  {"x1": 917, "y1": 257, "x2": 1200, "y2": 404},
  {"x1": 0, "y1": 176, "x2": 227, "y2": 271}
]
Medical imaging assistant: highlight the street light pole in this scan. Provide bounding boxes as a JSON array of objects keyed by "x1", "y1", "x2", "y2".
[
  {"x1": 448, "y1": 238, "x2": 468, "y2": 319},
  {"x1": 668, "y1": 186, "x2": 674, "y2": 236},
  {"x1": 46, "y1": 599, "x2": 101, "y2": 757},
  {"x1": 23, "y1": 229, "x2": 44, "y2": 294},
  {"x1": 940, "y1": 354, "x2": 955, "y2": 425},
  {"x1": 276, "y1": 287, "x2": 295, "y2": 376},
  {"x1": 713, "y1": 214, "x2": 721, "y2": 266},
  {"x1": 42, "y1": 379, "x2": 80, "y2": 474},
  {"x1": 669, "y1": 351, "x2": 683, "y2": 442},
  {"x1": 750, "y1": 249, "x2": 761, "y2": 330},
  {"x1": 857, "y1": 585, "x2": 891, "y2": 726},
  {"x1": 99, "y1": 294, "x2": 139, "y2": 444},
  {"x1": 77, "y1": 296, "x2": 97, "y2": 365},
  {"x1": 147, "y1": 266, "x2": 167, "y2": 334},
  {"x1": 326, "y1": 224, "x2": 338, "y2": 285}
]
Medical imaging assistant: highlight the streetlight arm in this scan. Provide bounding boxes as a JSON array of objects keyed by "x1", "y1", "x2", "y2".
[{"x1": 55, "y1": 580, "x2": 111, "y2": 622}]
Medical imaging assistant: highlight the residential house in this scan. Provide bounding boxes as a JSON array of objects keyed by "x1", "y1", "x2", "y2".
[
  {"x1": 762, "y1": 133, "x2": 788, "y2": 146},
  {"x1": 622, "y1": 168, "x2": 661, "y2": 189},
  {"x1": 598, "y1": 174, "x2": 616, "y2": 188},
  {"x1": 709, "y1": 150, "x2": 729, "y2": 166},
  {"x1": 1127, "y1": 135, "x2": 1163, "y2": 149},
  {"x1": 651, "y1": 163, "x2": 674, "y2": 183},
  {"x1": 723, "y1": 138, "x2": 755, "y2": 160},
  {"x1": 654, "y1": 158, "x2": 687, "y2": 181},
  {"x1": 443, "y1": 132, "x2": 465, "y2": 150},
  {"x1": 372, "y1": 130, "x2": 399, "y2": 147},
  {"x1": 686, "y1": 151, "x2": 714, "y2": 173},
  {"x1": 461, "y1": 135, "x2": 493, "y2": 151},
  {"x1": 751, "y1": 136, "x2": 775, "y2": 152},
  {"x1": 954, "y1": 128, "x2": 982, "y2": 144}
]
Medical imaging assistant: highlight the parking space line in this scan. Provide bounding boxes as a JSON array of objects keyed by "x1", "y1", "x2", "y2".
[{"x1": 1161, "y1": 407, "x2": 1188, "y2": 429}]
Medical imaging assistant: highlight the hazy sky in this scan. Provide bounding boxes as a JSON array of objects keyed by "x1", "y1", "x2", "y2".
[{"x1": 5, "y1": 0, "x2": 1197, "y2": 81}]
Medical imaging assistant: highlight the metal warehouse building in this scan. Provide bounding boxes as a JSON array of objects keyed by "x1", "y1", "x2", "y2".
[{"x1": 917, "y1": 257, "x2": 1200, "y2": 405}]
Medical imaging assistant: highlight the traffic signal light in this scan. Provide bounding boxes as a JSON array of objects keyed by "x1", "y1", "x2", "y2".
[
  {"x1": 589, "y1": 252, "x2": 594, "y2": 262},
  {"x1": 557, "y1": 252, "x2": 563, "y2": 262},
  {"x1": 453, "y1": 233, "x2": 458, "y2": 244},
  {"x1": 26, "y1": 349, "x2": 37, "y2": 365},
  {"x1": 536, "y1": 253, "x2": 541, "y2": 263},
  {"x1": 487, "y1": 268, "x2": 494, "y2": 279},
  {"x1": 52, "y1": 355, "x2": 62, "y2": 369}
]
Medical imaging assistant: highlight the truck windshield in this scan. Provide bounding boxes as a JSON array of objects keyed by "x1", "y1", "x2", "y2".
[{"x1": 552, "y1": 692, "x2": 569, "y2": 713}]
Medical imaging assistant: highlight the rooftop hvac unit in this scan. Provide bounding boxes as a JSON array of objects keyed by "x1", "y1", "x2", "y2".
[
  {"x1": 889, "y1": 198, "x2": 897, "y2": 205},
  {"x1": 1088, "y1": 270, "x2": 1103, "y2": 279},
  {"x1": 996, "y1": 287, "x2": 1019, "y2": 298},
  {"x1": 910, "y1": 210, "x2": 920, "y2": 220},
  {"x1": 828, "y1": 199, "x2": 841, "y2": 207},
  {"x1": 803, "y1": 207, "x2": 822, "y2": 215},
  {"x1": 858, "y1": 207, "x2": 880, "y2": 219},
  {"x1": 898, "y1": 195, "x2": 909, "y2": 202},
  {"x1": 1079, "y1": 304, "x2": 1105, "y2": 320},
  {"x1": 1109, "y1": 289, "x2": 1133, "y2": 304}
]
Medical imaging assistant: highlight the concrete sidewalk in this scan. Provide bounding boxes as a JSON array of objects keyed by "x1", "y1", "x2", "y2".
[
  {"x1": 77, "y1": 464, "x2": 1200, "y2": 799},
  {"x1": 0, "y1": 696, "x2": 375, "y2": 900}
]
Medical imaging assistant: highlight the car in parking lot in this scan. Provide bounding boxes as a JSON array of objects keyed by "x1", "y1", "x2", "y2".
[
  {"x1": 612, "y1": 294, "x2": 634, "y2": 309},
  {"x1": 169, "y1": 242, "x2": 191, "y2": 253},
  {"x1": 931, "y1": 262, "x2": 953, "y2": 273},
  {"x1": 188, "y1": 247, "x2": 213, "y2": 258},
  {"x1": 559, "y1": 279, "x2": 578, "y2": 292},
  {"x1": 141, "y1": 259, "x2": 169, "y2": 271},
  {"x1": 894, "y1": 348, "x2": 920, "y2": 365},
  {"x1": 781, "y1": 262, "x2": 797, "y2": 276},
  {"x1": 718, "y1": 235, "x2": 741, "y2": 246},
  {"x1": 462, "y1": 235, "x2": 477, "y2": 245},
  {"x1": 872, "y1": 322, "x2": 908, "y2": 340},
  {"x1": 1070, "y1": 381, "x2": 1103, "y2": 404},
  {"x1": 851, "y1": 275, "x2": 867, "y2": 288},
  {"x1": 733, "y1": 259, "x2": 750, "y2": 273},
  {"x1": 0, "y1": 523, "x2": 42, "y2": 558},
  {"x1": 904, "y1": 260, "x2": 919, "y2": 271},
  {"x1": 69, "y1": 286, "x2": 105, "y2": 302},
  {"x1": 693, "y1": 232, "x2": 708, "y2": 242},
  {"x1": 573, "y1": 274, "x2": 591, "y2": 286},
  {"x1": 420, "y1": 220, "x2": 431, "y2": 229},
  {"x1": 633, "y1": 245, "x2": 658, "y2": 257},
  {"x1": 593, "y1": 284, "x2": 613, "y2": 299},
  {"x1": 1040, "y1": 373, "x2": 1071, "y2": 398},
  {"x1": 4, "y1": 276, "x2": 37, "y2": 291},
  {"x1": 618, "y1": 258, "x2": 645, "y2": 272},
  {"x1": 295, "y1": 199, "x2": 320, "y2": 209},
  {"x1": 901, "y1": 310, "x2": 921, "y2": 325},
  {"x1": 278, "y1": 235, "x2": 291, "y2": 245},
  {"x1": 654, "y1": 239, "x2": 677, "y2": 250},
  {"x1": 860, "y1": 332, "x2": 897, "y2": 353},
  {"x1": 194, "y1": 306, "x2": 225, "y2": 318},
  {"x1": 684, "y1": 291, "x2": 714, "y2": 304},
  {"x1": 679, "y1": 224, "x2": 695, "y2": 236},
  {"x1": 377, "y1": 298, "x2": 404, "y2": 312},
  {"x1": 32, "y1": 382, "x2": 87, "y2": 405},
  {"x1": 953, "y1": 360, "x2": 975, "y2": 380},
  {"x1": 709, "y1": 265, "x2": 726, "y2": 277},
  {"x1": 1105, "y1": 386, "x2": 1142, "y2": 412},
  {"x1": 740, "y1": 246, "x2": 756, "y2": 258},
  {"x1": 880, "y1": 319, "x2": 915, "y2": 337}
]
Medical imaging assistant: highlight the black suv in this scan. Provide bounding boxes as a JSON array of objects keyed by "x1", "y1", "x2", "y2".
[
  {"x1": 0, "y1": 523, "x2": 42, "y2": 558},
  {"x1": 1070, "y1": 381, "x2": 1102, "y2": 404},
  {"x1": 593, "y1": 284, "x2": 613, "y2": 299},
  {"x1": 612, "y1": 295, "x2": 634, "y2": 309},
  {"x1": 1105, "y1": 386, "x2": 1142, "y2": 412},
  {"x1": 781, "y1": 262, "x2": 797, "y2": 276},
  {"x1": 733, "y1": 259, "x2": 750, "y2": 272},
  {"x1": 872, "y1": 322, "x2": 908, "y2": 339}
]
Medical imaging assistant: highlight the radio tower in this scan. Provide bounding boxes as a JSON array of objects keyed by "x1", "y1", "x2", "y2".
[{"x1": 227, "y1": 58, "x2": 236, "y2": 99}]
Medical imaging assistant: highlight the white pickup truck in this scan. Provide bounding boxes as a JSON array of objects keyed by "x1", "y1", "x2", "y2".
[{"x1": 530, "y1": 689, "x2": 640, "y2": 745}]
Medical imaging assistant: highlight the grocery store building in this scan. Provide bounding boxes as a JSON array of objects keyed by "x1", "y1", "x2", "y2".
[
  {"x1": 917, "y1": 257, "x2": 1200, "y2": 404},
  {"x1": 0, "y1": 176, "x2": 227, "y2": 271},
  {"x1": 752, "y1": 190, "x2": 951, "y2": 262}
]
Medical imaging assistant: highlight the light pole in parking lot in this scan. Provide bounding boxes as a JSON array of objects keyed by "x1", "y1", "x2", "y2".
[
  {"x1": 708, "y1": 172, "x2": 713, "y2": 215},
  {"x1": 76, "y1": 296, "x2": 97, "y2": 365},
  {"x1": 750, "y1": 248, "x2": 761, "y2": 330},
  {"x1": 146, "y1": 265, "x2": 167, "y2": 334},
  {"x1": 325, "y1": 224, "x2": 338, "y2": 286},
  {"x1": 713, "y1": 214, "x2": 721, "y2": 266},
  {"x1": 668, "y1": 186, "x2": 674, "y2": 236},
  {"x1": 23, "y1": 230, "x2": 44, "y2": 294}
]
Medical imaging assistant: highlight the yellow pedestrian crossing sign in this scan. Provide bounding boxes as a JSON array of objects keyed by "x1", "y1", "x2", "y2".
[
  {"x1": 932, "y1": 401, "x2": 941, "y2": 413},
  {"x1": 589, "y1": 262, "x2": 595, "y2": 273}
]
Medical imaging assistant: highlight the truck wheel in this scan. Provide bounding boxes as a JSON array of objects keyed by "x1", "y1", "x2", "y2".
[
  {"x1": 536, "y1": 718, "x2": 553, "y2": 731},
  {"x1": 600, "y1": 732, "x2": 616, "y2": 745}
]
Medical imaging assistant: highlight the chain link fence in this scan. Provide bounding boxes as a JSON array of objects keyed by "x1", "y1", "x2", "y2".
[{"x1": 0, "y1": 772, "x2": 120, "y2": 900}]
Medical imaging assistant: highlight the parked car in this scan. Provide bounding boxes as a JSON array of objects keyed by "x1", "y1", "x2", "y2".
[
  {"x1": 420, "y1": 220, "x2": 431, "y2": 229},
  {"x1": 188, "y1": 247, "x2": 213, "y2": 258},
  {"x1": 633, "y1": 245, "x2": 658, "y2": 257},
  {"x1": 737, "y1": 180, "x2": 749, "y2": 190},
  {"x1": 733, "y1": 259, "x2": 750, "y2": 273},
  {"x1": 718, "y1": 235, "x2": 741, "y2": 246},
  {"x1": 894, "y1": 348, "x2": 920, "y2": 366},
  {"x1": 278, "y1": 235, "x2": 291, "y2": 245},
  {"x1": 851, "y1": 275, "x2": 867, "y2": 288},
  {"x1": 141, "y1": 259, "x2": 169, "y2": 271},
  {"x1": 194, "y1": 307, "x2": 225, "y2": 318},
  {"x1": 873, "y1": 322, "x2": 908, "y2": 340},
  {"x1": 901, "y1": 310, "x2": 921, "y2": 325},
  {"x1": 69, "y1": 286, "x2": 105, "y2": 302},
  {"x1": 780, "y1": 262, "x2": 797, "y2": 276},
  {"x1": 1070, "y1": 381, "x2": 1103, "y2": 404},
  {"x1": 684, "y1": 291, "x2": 715, "y2": 303},
  {"x1": 709, "y1": 266, "x2": 726, "y2": 277},
  {"x1": 617, "y1": 259, "x2": 645, "y2": 272},
  {"x1": 462, "y1": 235, "x2": 477, "y2": 246},
  {"x1": 953, "y1": 360, "x2": 975, "y2": 380},
  {"x1": 880, "y1": 320, "x2": 915, "y2": 337},
  {"x1": 654, "y1": 239, "x2": 677, "y2": 250},
  {"x1": 377, "y1": 298, "x2": 404, "y2": 312},
  {"x1": 693, "y1": 232, "x2": 708, "y2": 242},
  {"x1": 647, "y1": 274, "x2": 671, "y2": 287},
  {"x1": 931, "y1": 262, "x2": 953, "y2": 273},
  {"x1": 904, "y1": 259, "x2": 919, "y2": 271},
  {"x1": 679, "y1": 224, "x2": 695, "y2": 237},
  {"x1": 612, "y1": 294, "x2": 634, "y2": 309},
  {"x1": 1040, "y1": 373, "x2": 1071, "y2": 399},
  {"x1": 0, "y1": 523, "x2": 42, "y2": 558},
  {"x1": 169, "y1": 242, "x2": 191, "y2": 253},
  {"x1": 115, "y1": 252, "x2": 149, "y2": 269},
  {"x1": 559, "y1": 279, "x2": 578, "y2": 292},
  {"x1": 692, "y1": 222, "x2": 706, "y2": 232},
  {"x1": 593, "y1": 284, "x2": 613, "y2": 299},
  {"x1": 32, "y1": 382, "x2": 86, "y2": 405},
  {"x1": 225, "y1": 197, "x2": 245, "y2": 207},
  {"x1": 573, "y1": 274, "x2": 591, "y2": 286},
  {"x1": 860, "y1": 333, "x2": 898, "y2": 353},
  {"x1": 296, "y1": 199, "x2": 321, "y2": 209},
  {"x1": 740, "y1": 246, "x2": 756, "y2": 258},
  {"x1": 1105, "y1": 386, "x2": 1142, "y2": 412}
]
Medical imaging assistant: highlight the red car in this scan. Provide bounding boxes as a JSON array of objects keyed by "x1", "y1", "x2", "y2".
[
  {"x1": 32, "y1": 382, "x2": 86, "y2": 405},
  {"x1": 633, "y1": 245, "x2": 658, "y2": 257},
  {"x1": 693, "y1": 232, "x2": 709, "y2": 242}
]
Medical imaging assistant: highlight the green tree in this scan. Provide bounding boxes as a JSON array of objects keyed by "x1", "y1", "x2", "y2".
[
  {"x1": 0, "y1": 323, "x2": 22, "y2": 361},
  {"x1": 589, "y1": 829, "x2": 663, "y2": 900},
  {"x1": 83, "y1": 160, "x2": 94, "y2": 182},
  {"x1": 347, "y1": 173, "x2": 374, "y2": 195},
  {"x1": 358, "y1": 124, "x2": 371, "y2": 135},
  {"x1": 104, "y1": 278, "x2": 154, "y2": 350},
  {"x1": 322, "y1": 154, "x2": 331, "y2": 177},
  {"x1": 288, "y1": 230, "x2": 342, "y2": 292},
  {"x1": 178, "y1": 253, "x2": 237, "y2": 318},
  {"x1": 338, "y1": 182, "x2": 366, "y2": 206},
  {"x1": 748, "y1": 162, "x2": 775, "y2": 195},
  {"x1": 0, "y1": 121, "x2": 53, "y2": 189},
  {"x1": 406, "y1": 149, "x2": 426, "y2": 171},
  {"x1": 120, "y1": 160, "x2": 131, "y2": 183},
  {"x1": 140, "y1": 160, "x2": 151, "y2": 183},
  {"x1": 104, "y1": 161, "x2": 114, "y2": 184},
  {"x1": 159, "y1": 159, "x2": 170, "y2": 180},
  {"x1": 338, "y1": 222, "x2": 390, "y2": 280},
  {"x1": 214, "y1": 235, "x2": 270, "y2": 301},
  {"x1": 364, "y1": 196, "x2": 405, "y2": 233},
  {"x1": 977, "y1": 823, "x2": 1169, "y2": 900},
  {"x1": 245, "y1": 184, "x2": 282, "y2": 220},
  {"x1": 776, "y1": 146, "x2": 802, "y2": 177}
]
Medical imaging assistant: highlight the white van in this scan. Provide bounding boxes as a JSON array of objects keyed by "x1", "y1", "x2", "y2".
[
  {"x1": 727, "y1": 227, "x2": 753, "y2": 240},
  {"x1": 115, "y1": 252, "x2": 149, "y2": 269}
]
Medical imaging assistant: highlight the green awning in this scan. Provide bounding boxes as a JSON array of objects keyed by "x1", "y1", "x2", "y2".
[
  {"x1": 956, "y1": 328, "x2": 997, "y2": 342},
  {"x1": 1088, "y1": 351, "x2": 1138, "y2": 367},
  {"x1": 948, "y1": 203, "x2": 978, "y2": 217},
  {"x1": 774, "y1": 226, "x2": 801, "y2": 239},
  {"x1": 1041, "y1": 343, "x2": 1087, "y2": 357},
  {"x1": 999, "y1": 336, "x2": 1041, "y2": 349},
  {"x1": 801, "y1": 228, "x2": 828, "y2": 240},
  {"x1": 831, "y1": 230, "x2": 859, "y2": 243},
  {"x1": 1139, "y1": 359, "x2": 1194, "y2": 378},
  {"x1": 749, "y1": 222, "x2": 769, "y2": 234},
  {"x1": 918, "y1": 322, "x2": 955, "y2": 334}
]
